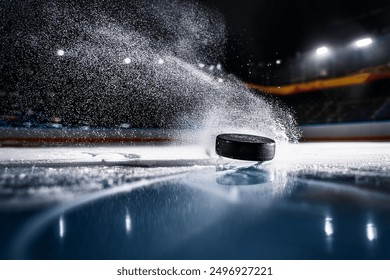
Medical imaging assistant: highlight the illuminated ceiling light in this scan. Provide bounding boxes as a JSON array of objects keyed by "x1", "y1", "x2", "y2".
[
  {"x1": 57, "y1": 49, "x2": 65, "y2": 56},
  {"x1": 198, "y1": 63, "x2": 205, "y2": 68},
  {"x1": 209, "y1": 65, "x2": 215, "y2": 70},
  {"x1": 354, "y1": 37, "x2": 373, "y2": 48},
  {"x1": 217, "y1": 78, "x2": 223, "y2": 83},
  {"x1": 276, "y1": 59, "x2": 281, "y2": 65},
  {"x1": 316, "y1": 46, "x2": 329, "y2": 56},
  {"x1": 157, "y1": 58, "x2": 164, "y2": 65},
  {"x1": 216, "y1": 63, "x2": 222, "y2": 70},
  {"x1": 123, "y1": 57, "x2": 131, "y2": 64}
]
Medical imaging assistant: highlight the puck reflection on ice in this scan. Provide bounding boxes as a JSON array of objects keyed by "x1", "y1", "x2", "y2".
[{"x1": 216, "y1": 166, "x2": 273, "y2": 186}]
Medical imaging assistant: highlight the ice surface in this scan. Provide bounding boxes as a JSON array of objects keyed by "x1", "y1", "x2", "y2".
[
  {"x1": 0, "y1": 144, "x2": 211, "y2": 208},
  {"x1": 1, "y1": 142, "x2": 390, "y2": 259},
  {"x1": 0, "y1": 145, "x2": 209, "y2": 164},
  {"x1": 0, "y1": 142, "x2": 389, "y2": 209},
  {"x1": 272, "y1": 142, "x2": 390, "y2": 174}
]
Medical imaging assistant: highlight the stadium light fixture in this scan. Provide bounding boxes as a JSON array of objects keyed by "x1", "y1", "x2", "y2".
[{"x1": 354, "y1": 37, "x2": 373, "y2": 48}]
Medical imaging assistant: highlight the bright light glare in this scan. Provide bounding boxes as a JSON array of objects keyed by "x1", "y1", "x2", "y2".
[
  {"x1": 366, "y1": 223, "x2": 377, "y2": 241},
  {"x1": 216, "y1": 63, "x2": 222, "y2": 70},
  {"x1": 59, "y1": 216, "x2": 65, "y2": 238},
  {"x1": 324, "y1": 217, "x2": 334, "y2": 237},
  {"x1": 217, "y1": 78, "x2": 223, "y2": 83},
  {"x1": 316, "y1": 46, "x2": 329, "y2": 56},
  {"x1": 354, "y1": 37, "x2": 373, "y2": 48},
  {"x1": 57, "y1": 49, "x2": 65, "y2": 56},
  {"x1": 125, "y1": 211, "x2": 132, "y2": 233},
  {"x1": 158, "y1": 58, "x2": 164, "y2": 65},
  {"x1": 123, "y1": 57, "x2": 131, "y2": 64},
  {"x1": 276, "y1": 59, "x2": 281, "y2": 64},
  {"x1": 198, "y1": 63, "x2": 205, "y2": 68}
]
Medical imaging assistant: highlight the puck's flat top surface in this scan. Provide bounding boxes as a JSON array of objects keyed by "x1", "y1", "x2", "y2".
[
  {"x1": 216, "y1": 133, "x2": 275, "y2": 161},
  {"x1": 217, "y1": 134, "x2": 275, "y2": 144}
]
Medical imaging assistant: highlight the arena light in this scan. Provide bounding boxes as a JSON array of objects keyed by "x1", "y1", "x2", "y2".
[
  {"x1": 316, "y1": 46, "x2": 329, "y2": 56},
  {"x1": 354, "y1": 37, "x2": 373, "y2": 48},
  {"x1": 57, "y1": 49, "x2": 65, "y2": 56},
  {"x1": 123, "y1": 57, "x2": 131, "y2": 64},
  {"x1": 276, "y1": 59, "x2": 281, "y2": 65}
]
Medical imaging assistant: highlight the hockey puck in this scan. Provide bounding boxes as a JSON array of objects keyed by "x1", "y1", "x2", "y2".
[{"x1": 215, "y1": 133, "x2": 275, "y2": 161}]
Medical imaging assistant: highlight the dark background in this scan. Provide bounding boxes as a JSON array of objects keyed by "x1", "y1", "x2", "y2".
[{"x1": 199, "y1": 0, "x2": 390, "y2": 81}]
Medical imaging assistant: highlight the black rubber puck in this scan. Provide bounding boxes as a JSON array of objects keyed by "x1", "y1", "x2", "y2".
[{"x1": 216, "y1": 133, "x2": 275, "y2": 161}]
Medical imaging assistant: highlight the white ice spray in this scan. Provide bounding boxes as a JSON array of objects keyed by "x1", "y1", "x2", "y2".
[{"x1": 0, "y1": 0, "x2": 300, "y2": 145}]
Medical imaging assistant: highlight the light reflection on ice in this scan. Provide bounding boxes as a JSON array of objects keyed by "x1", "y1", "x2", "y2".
[
  {"x1": 324, "y1": 216, "x2": 334, "y2": 237},
  {"x1": 366, "y1": 222, "x2": 377, "y2": 241},
  {"x1": 59, "y1": 215, "x2": 65, "y2": 238},
  {"x1": 9, "y1": 173, "x2": 190, "y2": 258},
  {"x1": 125, "y1": 210, "x2": 132, "y2": 234}
]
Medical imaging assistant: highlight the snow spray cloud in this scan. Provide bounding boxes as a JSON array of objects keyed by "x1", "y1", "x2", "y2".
[{"x1": 0, "y1": 0, "x2": 300, "y2": 142}]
